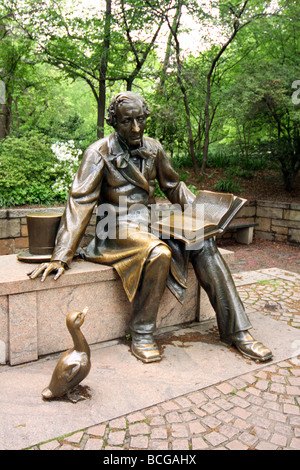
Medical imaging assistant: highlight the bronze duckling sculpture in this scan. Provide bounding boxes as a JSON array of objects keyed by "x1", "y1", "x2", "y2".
[{"x1": 42, "y1": 307, "x2": 91, "y2": 400}]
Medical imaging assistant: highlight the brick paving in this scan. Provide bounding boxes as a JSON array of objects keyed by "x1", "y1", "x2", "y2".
[
  {"x1": 31, "y1": 358, "x2": 300, "y2": 451},
  {"x1": 25, "y1": 240, "x2": 300, "y2": 450},
  {"x1": 239, "y1": 277, "x2": 300, "y2": 328}
]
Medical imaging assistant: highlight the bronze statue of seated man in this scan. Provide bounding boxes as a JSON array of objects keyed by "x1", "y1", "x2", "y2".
[{"x1": 29, "y1": 91, "x2": 272, "y2": 364}]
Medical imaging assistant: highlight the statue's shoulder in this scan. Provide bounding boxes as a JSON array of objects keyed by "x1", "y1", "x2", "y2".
[
  {"x1": 86, "y1": 135, "x2": 111, "y2": 157},
  {"x1": 143, "y1": 136, "x2": 164, "y2": 153},
  {"x1": 80, "y1": 135, "x2": 112, "y2": 167}
]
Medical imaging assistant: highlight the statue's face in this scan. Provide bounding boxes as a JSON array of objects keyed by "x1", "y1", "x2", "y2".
[{"x1": 116, "y1": 100, "x2": 147, "y2": 148}]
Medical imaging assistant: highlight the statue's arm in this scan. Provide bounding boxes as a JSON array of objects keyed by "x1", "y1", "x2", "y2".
[
  {"x1": 29, "y1": 147, "x2": 105, "y2": 281},
  {"x1": 155, "y1": 145, "x2": 196, "y2": 207}
]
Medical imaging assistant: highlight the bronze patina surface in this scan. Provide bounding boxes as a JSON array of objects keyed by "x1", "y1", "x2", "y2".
[
  {"x1": 27, "y1": 213, "x2": 63, "y2": 255},
  {"x1": 42, "y1": 307, "x2": 91, "y2": 400},
  {"x1": 18, "y1": 212, "x2": 63, "y2": 263}
]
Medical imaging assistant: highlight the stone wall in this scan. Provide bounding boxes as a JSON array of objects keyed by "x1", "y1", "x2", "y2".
[
  {"x1": 221, "y1": 200, "x2": 300, "y2": 245},
  {"x1": 255, "y1": 200, "x2": 300, "y2": 245},
  {"x1": 0, "y1": 200, "x2": 300, "y2": 255}
]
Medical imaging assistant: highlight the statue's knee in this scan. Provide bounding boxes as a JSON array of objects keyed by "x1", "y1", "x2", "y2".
[
  {"x1": 149, "y1": 244, "x2": 172, "y2": 263},
  {"x1": 200, "y1": 237, "x2": 218, "y2": 256}
]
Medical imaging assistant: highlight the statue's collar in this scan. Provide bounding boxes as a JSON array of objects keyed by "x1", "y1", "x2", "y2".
[
  {"x1": 107, "y1": 133, "x2": 150, "y2": 192},
  {"x1": 109, "y1": 133, "x2": 151, "y2": 169}
]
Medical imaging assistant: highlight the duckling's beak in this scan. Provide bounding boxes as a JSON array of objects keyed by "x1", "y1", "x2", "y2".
[{"x1": 82, "y1": 306, "x2": 89, "y2": 317}]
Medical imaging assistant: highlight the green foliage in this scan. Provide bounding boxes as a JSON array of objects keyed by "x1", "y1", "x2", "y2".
[
  {"x1": 0, "y1": 132, "x2": 81, "y2": 207},
  {"x1": 146, "y1": 86, "x2": 189, "y2": 156},
  {"x1": 1, "y1": 0, "x2": 299, "y2": 201},
  {"x1": 0, "y1": 132, "x2": 57, "y2": 206},
  {"x1": 154, "y1": 181, "x2": 167, "y2": 200},
  {"x1": 213, "y1": 177, "x2": 243, "y2": 195},
  {"x1": 187, "y1": 184, "x2": 199, "y2": 196},
  {"x1": 206, "y1": 151, "x2": 232, "y2": 169},
  {"x1": 154, "y1": 180, "x2": 199, "y2": 199},
  {"x1": 171, "y1": 153, "x2": 194, "y2": 170},
  {"x1": 212, "y1": 166, "x2": 243, "y2": 195}
]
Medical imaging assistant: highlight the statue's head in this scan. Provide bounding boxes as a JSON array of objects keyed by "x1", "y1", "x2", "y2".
[{"x1": 106, "y1": 92, "x2": 151, "y2": 148}]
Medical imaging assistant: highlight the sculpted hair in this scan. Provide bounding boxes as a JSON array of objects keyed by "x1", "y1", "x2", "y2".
[{"x1": 106, "y1": 92, "x2": 151, "y2": 129}]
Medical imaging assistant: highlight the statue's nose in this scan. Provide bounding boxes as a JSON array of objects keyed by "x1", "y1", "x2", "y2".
[{"x1": 132, "y1": 119, "x2": 140, "y2": 133}]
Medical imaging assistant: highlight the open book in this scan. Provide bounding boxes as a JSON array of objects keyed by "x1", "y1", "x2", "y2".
[{"x1": 152, "y1": 190, "x2": 247, "y2": 247}]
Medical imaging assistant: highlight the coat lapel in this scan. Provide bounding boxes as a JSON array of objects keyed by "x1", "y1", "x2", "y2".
[{"x1": 108, "y1": 133, "x2": 150, "y2": 193}]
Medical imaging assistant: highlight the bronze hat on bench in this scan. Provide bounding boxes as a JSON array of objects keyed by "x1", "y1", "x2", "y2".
[{"x1": 17, "y1": 212, "x2": 63, "y2": 263}]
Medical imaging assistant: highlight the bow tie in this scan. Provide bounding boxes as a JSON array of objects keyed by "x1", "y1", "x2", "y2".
[{"x1": 112, "y1": 147, "x2": 153, "y2": 169}]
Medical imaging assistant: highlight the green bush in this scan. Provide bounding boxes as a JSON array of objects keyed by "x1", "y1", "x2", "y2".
[
  {"x1": 154, "y1": 180, "x2": 199, "y2": 200},
  {"x1": 0, "y1": 132, "x2": 58, "y2": 206},
  {"x1": 207, "y1": 151, "x2": 232, "y2": 169},
  {"x1": 0, "y1": 132, "x2": 81, "y2": 207},
  {"x1": 171, "y1": 153, "x2": 194, "y2": 170},
  {"x1": 213, "y1": 177, "x2": 243, "y2": 194}
]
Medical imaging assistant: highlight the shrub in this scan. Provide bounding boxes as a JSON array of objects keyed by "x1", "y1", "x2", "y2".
[
  {"x1": 50, "y1": 140, "x2": 82, "y2": 199},
  {"x1": 0, "y1": 132, "x2": 57, "y2": 206},
  {"x1": 213, "y1": 177, "x2": 243, "y2": 194},
  {"x1": 207, "y1": 150, "x2": 232, "y2": 169},
  {"x1": 0, "y1": 133, "x2": 81, "y2": 207}
]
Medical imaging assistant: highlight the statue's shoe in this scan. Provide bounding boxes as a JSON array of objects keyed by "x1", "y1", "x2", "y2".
[
  {"x1": 131, "y1": 336, "x2": 161, "y2": 363},
  {"x1": 221, "y1": 332, "x2": 273, "y2": 362}
]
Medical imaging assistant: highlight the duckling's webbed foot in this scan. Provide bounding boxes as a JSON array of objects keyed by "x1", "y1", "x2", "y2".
[{"x1": 66, "y1": 385, "x2": 91, "y2": 403}]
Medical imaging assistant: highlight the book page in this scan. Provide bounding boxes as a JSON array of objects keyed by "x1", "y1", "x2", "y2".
[
  {"x1": 152, "y1": 190, "x2": 247, "y2": 244},
  {"x1": 188, "y1": 190, "x2": 233, "y2": 225}
]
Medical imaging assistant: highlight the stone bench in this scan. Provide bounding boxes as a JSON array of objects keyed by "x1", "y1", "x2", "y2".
[
  {"x1": 0, "y1": 249, "x2": 234, "y2": 366},
  {"x1": 226, "y1": 220, "x2": 258, "y2": 245}
]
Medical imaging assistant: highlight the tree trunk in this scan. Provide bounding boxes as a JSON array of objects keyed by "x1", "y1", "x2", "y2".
[
  {"x1": 167, "y1": 1, "x2": 198, "y2": 172},
  {"x1": 282, "y1": 162, "x2": 297, "y2": 192},
  {"x1": 201, "y1": 76, "x2": 211, "y2": 173},
  {"x1": 0, "y1": 104, "x2": 7, "y2": 139},
  {"x1": 0, "y1": 91, "x2": 12, "y2": 138},
  {"x1": 181, "y1": 86, "x2": 198, "y2": 172},
  {"x1": 97, "y1": 0, "x2": 111, "y2": 139},
  {"x1": 0, "y1": 72, "x2": 9, "y2": 138},
  {"x1": 159, "y1": 6, "x2": 181, "y2": 90}
]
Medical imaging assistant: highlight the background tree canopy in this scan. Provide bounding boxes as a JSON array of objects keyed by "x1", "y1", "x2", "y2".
[{"x1": 0, "y1": 0, "x2": 299, "y2": 206}]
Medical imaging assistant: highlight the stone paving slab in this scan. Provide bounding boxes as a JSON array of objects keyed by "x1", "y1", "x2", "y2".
[
  {"x1": 0, "y1": 307, "x2": 299, "y2": 450},
  {"x1": 232, "y1": 268, "x2": 300, "y2": 286},
  {"x1": 258, "y1": 268, "x2": 300, "y2": 283},
  {"x1": 232, "y1": 270, "x2": 278, "y2": 286}
]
